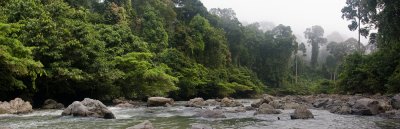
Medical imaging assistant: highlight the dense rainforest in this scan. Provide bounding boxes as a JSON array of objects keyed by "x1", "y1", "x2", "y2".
[{"x1": 0, "y1": 0, "x2": 399, "y2": 106}]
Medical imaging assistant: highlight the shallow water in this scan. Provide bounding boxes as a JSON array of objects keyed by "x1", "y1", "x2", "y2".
[{"x1": 0, "y1": 100, "x2": 399, "y2": 129}]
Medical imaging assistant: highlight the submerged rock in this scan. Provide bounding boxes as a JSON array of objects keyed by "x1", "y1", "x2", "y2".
[
  {"x1": 0, "y1": 98, "x2": 33, "y2": 114},
  {"x1": 290, "y1": 106, "x2": 314, "y2": 119},
  {"x1": 147, "y1": 97, "x2": 174, "y2": 107},
  {"x1": 42, "y1": 99, "x2": 64, "y2": 109},
  {"x1": 254, "y1": 103, "x2": 281, "y2": 115},
  {"x1": 126, "y1": 120, "x2": 154, "y2": 129},
  {"x1": 195, "y1": 110, "x2": 226, "y2": 118},
  {"x1": 62, "y1": 98, "x2": 115, "y2": 119}
]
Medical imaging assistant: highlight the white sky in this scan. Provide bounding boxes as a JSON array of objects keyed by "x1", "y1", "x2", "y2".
[{"x1": 200, "y1": 0, "x2": 368, "y2": 43}]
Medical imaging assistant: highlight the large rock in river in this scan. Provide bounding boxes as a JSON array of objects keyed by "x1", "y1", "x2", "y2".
[
  {"x1": 147, "y1": 97, "x2": 174, "y2": 107},
  {"x1": 42, "y1": 99, "x2": 64, "y2": 109},
  {"x1": 62, "y1": 98, "x2": 115, "y2": 119},
  {"x1": 251, "y1": 94, "x2": 274, "y2": 108},
  {"x1": 351, "y1": 98, "x2": 380, "y2": 115},
  {"x1": 391, "y1": 94, "x2": 400, "y2": 109},
  {"x1": 0, "y1": 98, "x2": 33, "y2": 114},
  {"x1": 290, "y1": 106, "x2": 314, "y2": 119},
  {"x1": 313, "y1": 98, "x2": 332, "y2": 108},
  {"x1": 186, "y1": 98, "x2": 205, "y2": 107},
  {"x1": 269, "y1": 100, "x2": 284, "y2": 109},
  {"x1": 329, "y1": 105, "x2": 352, "y2": 115},
  {"x1": 220, "y1": 97, "x2": 242, "y2": 107}
]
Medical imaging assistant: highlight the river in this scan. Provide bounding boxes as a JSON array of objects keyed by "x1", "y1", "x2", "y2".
[{"x1": 0, "y1": 100, "x2": 399, "y2": 129}]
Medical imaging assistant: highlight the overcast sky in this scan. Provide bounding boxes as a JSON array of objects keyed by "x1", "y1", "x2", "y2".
[{"x1": 200, "y1": 0, "x2": 368, "y2": 43}]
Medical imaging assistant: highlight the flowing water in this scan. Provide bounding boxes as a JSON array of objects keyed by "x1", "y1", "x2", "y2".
[{"x1": 0, "y1": 100, "x2": 399, "y2": 129}]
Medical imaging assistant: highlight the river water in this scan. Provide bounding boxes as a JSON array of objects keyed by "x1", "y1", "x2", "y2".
[{"x1": 0, "y1": 100, "x2": 399, "y2": 129}]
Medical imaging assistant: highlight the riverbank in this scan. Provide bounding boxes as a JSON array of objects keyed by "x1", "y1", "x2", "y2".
[
  {"x1": 0, "y1": 100, "x2": 397, "y2": 129},
  {"x1": 1, "y1": 94, "x2": 400, "y2": 128}
]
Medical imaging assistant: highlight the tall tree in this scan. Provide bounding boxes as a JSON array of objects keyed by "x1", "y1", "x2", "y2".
[
  {"x1": 341, "y1": 0, "x2": 369, "y2": 51},
  {"x1": 209, "y1": 8, "x2": 244, "y2": 66},
  {"x1": 304, "y1": 25, "x2": 327, "y2": 67}
]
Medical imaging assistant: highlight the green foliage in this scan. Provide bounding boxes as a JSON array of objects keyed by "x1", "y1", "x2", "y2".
[
  {"x1": 338, "y1": 53, "x2": 381, "y2": 94},
  {"x1": 114, "y1": 52, "x2": 178, "y2": 99},
  {"x1": 0, "y1": 23, "x2": 44, "y2": 98},
  {"x1": 311, "y1": 80, "x2": 335, "y2": 94},
  {"x1": 336, "y1": 0, "x2": 400, "y2": 94},
  {"x1": 0, "y1": 0, "x2": 321, "y2": 102}
]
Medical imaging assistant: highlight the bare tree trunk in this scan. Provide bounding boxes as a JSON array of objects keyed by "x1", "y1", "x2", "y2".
[
  {"x1": 334, "y1": 68, "x2": 337, "y2": 83},
  {"x1": 358, "y1": 7, "x2": 361, "y2": 52},
  {"x1": 295, "y1": 55, "x2": 298, "y2": 84}
]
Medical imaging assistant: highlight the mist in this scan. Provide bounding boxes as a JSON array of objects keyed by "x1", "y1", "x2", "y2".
[{"x1": 200, "y1": 0, "x2": 368, "y2": 44}]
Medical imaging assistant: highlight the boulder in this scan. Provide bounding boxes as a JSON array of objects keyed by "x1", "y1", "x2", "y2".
[
  {"x1": 330, "y1": 105, "x2": 352, "y2": 115},
  {"x1": 391, "y1": 94, "x2": 400, "y2": 109},
  {"x1": 254, "y1": 103, "x2": 281, "y2": 115},
  {"x1": 220, "y1": 97, "x2": 242, "y2": 107},
  {"x1": 195, "y1": 110, "x2": 226, "y2": 118},
  {"x1": 0, "y1": 98, "x2": 33, "y2": 114},
  {"x1": 284, "y1": 102, "x2": 300, "y2": 109},
  {"x1": 187, "y1": 98, "x2": 206, "y2": 107},
  {"x1": 113, "y1": 97, "x2": 128, "y2": 105},
  {"x1": 269, "y1": 100, "x2": 284, "y2": 109},
  {"x1": 0, "y1": 107, "x2": 7, "y2": 114},
  {"x1": 251, "y1": 94, "x2": 274, "y2": 108},
  {"x1": 380, "y1": 110, "x2": 400, "y2": 119},
  {"x1": 127, "y1": 120, "x2": 154, "y2": 129},
  {"x1": 326, "y1": 100, "x2": 345, "y2": 110},
  {"x1": 112, "y1": 97, "x2": 140, "y2": 107},
  {"x1": 62, "y1": 98, "x2": 115, "y2": 119},
  {"x1": 191, "y1": 124, "x2": 212, "y2": 129},
  {"x1": 42, "y1": 99, "x2": 64, "y2": 109},
  {"x1": 147, "y1": 97, "x2": 174, "y2": 107},
  {"x1": 245, "y1": 106, "x2": 255, "y2": 111},
  {"x1": 351, "y1": 98, "x2": 380, "y2": 115},
  {"x1": 378, "y1": 99, "x2": 392, "y2": 112},
  {"x1": 313, "y1": 98, "x2": 331, "y2": 108},
  {"x1": 290, "y1": 106, "x2": 314, "y2": 119}
]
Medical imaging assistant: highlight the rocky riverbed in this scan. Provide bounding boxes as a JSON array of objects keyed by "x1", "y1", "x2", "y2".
[{"x1": 0, "y1": 94, "x2": 400, "y2": 129}]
